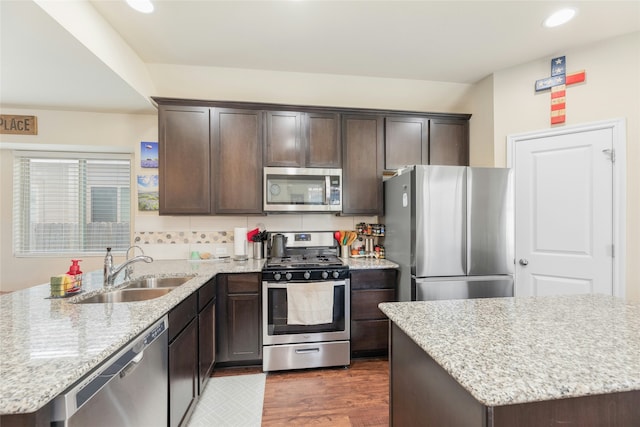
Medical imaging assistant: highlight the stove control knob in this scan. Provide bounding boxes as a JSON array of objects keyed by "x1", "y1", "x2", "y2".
[
  {"x1": 273, "y1": 273, "x2": 282, "y2": 281},
  {"x1": 285, "y1": 272, "x2": 293, "y2": 281},
  {"x1": 303, "y1": 271, "x2": 311, "y2": 280},
  {"x1": 321, "y1": 271, "x2": 329, "y2": 279},
  {"x1": 332, "y1": 271, "x2": 340, "y2": 279}
]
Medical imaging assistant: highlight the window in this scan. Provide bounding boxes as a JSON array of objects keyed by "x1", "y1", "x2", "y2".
[{"x1": 13, "y1": 151, "x2": 132, "y2": 255}]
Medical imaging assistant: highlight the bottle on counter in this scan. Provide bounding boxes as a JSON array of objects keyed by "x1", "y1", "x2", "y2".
[{"x1": 66, "y1": 259, "x2": 83, "y2": 291}]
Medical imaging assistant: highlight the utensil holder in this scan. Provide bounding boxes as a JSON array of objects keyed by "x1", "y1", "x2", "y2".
[
  {"x1": 341, "y1": 245, "x2": 350, "y2": 258},
  {"x1": 253, "y1": 242, "x2": 263, "y2": 259}
]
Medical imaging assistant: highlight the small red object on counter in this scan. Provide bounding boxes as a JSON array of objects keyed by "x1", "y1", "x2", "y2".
[{"x1": 246, "y1": 228, "x2": 260, "y2": 242}]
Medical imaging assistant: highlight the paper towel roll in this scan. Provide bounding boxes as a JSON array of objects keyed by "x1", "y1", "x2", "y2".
[{"x1": 234, "y1": 227, "x2": 248, "y2": 257}]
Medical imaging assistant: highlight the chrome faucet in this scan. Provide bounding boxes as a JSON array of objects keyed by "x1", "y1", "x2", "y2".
[
  {"x1": 125, "y1": 245, "x2": 145, "y2": 280},
  {"x1": 103, "y1": 247, "x2": 153, "y2": 288}
]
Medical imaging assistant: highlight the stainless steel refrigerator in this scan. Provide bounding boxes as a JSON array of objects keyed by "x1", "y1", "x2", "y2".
[{"x1": 383, "y1": 165, "x2": 514, "y2": 302}]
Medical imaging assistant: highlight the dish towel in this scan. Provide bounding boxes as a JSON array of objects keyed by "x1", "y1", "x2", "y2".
[{"x1": 287, "y1": 282, "x2": 335, "y2": 325}]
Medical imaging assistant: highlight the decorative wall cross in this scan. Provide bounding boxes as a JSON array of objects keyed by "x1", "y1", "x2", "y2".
[{"x1": 535, "y1": 56, "x2": 586, "y2": 124}]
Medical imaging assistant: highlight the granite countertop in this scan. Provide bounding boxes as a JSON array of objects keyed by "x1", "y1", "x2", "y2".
[
  {"x1": 379, "y1": 294, "x2": 640, "y2": 407},
  {"x1": 0, "y1": 257, "x2": 397, "y2": 415},
  {"x1": 342, "y1": 257, "x2": 398, "y2": 269},
  {"x1": 0, "y1": 259, "x2": 263, "y2": 415}
]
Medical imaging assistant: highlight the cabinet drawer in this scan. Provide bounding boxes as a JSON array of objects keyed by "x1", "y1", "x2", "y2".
[
  {"x1": 352, "y1": 289, "x2": 395, "y2": 320},
  {"x1": 169, "y1": 293, "x2": 197, "y2": 342},
  {"x1": 198, "y1": 278, "x2": 216, "y2": 311},
  {"x1": 351, "y1": 319, "x2": 389, "y2": 353},
  {"x1": 227, "y1": 274, "x2": 260, "y2": 294},
  {"x1": 350, "y1": 269, "x2": 397, "y2": 290}
]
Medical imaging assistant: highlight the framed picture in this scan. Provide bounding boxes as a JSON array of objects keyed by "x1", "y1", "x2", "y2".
[
  {"x1": 141, "y1": 141, "x2": 158, "y2": 168},
  {"x1": 138, "y1": 175, "x2": 159, "y2": 211}
]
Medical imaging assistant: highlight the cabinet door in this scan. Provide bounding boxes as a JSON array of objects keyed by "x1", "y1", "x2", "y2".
[
  {"x1": 342, "y1": 114, "x2": 384, "y2": 215},
  {"x1": 212, "y1": 108, "x2": 263, "y2": 214},
  {"x1": 159, "y1": 106, "x2": 211, "y2": 214},
  {"x1": 216, "y1": 273, "x2": 262, "y2": 364},
  {"x1": 265, "y1": 111, "x2": 302, "y2": 167},
  {"x1": 384, "y1": 116, "x2": 428, "y2": 170},
  {"x1": 429, "y1": 118, "x2": 469, "y2": 166},
  {"x1": 198, "y1": 298, "x2": 215, "y2": 394},
  {"x1": 304, "y1": 112, "x2": 341, "y2": 168},
  {"x1": 227, "y1": 293, "x2": 262, "y2": 360},
  {"x1": 169, "y1": 319, "x2": 198, "y2": 427}
]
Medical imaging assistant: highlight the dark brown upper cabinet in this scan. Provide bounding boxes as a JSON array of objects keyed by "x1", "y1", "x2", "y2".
[
  {"x1": 342, "y1": 114, "x2": 384, "y2": 216},
  {"x1": 265, "y1": 111, "x2": 341, "y2": 168},
  {"x1": 305, "y1": 112, "x2": 341, "y2": 167},
  {"x1": 384, "y1": 116, "x2": 428, "y2": 170},
  {"x1": 212, "y1": 108, "x2": 263, "y2": 214},
  {"x1": 429, "y1": 118, "x2": 469, "y2": 166},
  {"x1": 384, "y1": 116, "x2": 469, "y2": 170},
  {"x1": 158, "y1": 105, "x2": 212, "y2": 215}
]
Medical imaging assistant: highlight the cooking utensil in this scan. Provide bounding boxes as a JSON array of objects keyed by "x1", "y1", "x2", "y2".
[
  {"x1": 334, "y1": 231, "x2": 341, "y2": 243},
  {"x1": 346, "y1": 232, "x2": 358, "y2": 246},
  {"x1": 342, "y1": 231, "x2": 348, "y2": 245}
]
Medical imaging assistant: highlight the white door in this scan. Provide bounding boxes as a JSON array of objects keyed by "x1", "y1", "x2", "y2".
[{"x1": 512, "y1": 126, "x2": 614, "y2": 297}]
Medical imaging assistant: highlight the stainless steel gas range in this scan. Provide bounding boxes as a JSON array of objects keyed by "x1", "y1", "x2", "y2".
[{"x1": 262, "y1": 231, "x2": 350, "y2": 372}]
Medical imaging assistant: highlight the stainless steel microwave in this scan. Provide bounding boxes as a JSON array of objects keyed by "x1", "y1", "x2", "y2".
[{"x1": 263, "y1": 167, "x2": 342, "y2": 212}]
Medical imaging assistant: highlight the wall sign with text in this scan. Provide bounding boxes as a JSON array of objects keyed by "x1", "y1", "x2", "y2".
[{"x1": 0, "y1": 115, "x2": 38, "y2": 135}]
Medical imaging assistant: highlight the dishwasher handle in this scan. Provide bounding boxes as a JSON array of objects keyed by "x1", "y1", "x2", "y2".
[{"x1": 119, "y1": 351, "x2": 144, "y2": 379}]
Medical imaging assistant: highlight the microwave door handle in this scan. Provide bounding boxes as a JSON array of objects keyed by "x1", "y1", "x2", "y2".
[{"x1": 325, "y1": 176, "x2": 331, "y2": 205}]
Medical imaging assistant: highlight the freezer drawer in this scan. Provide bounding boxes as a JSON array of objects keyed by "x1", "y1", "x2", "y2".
[{"x1": 413, "y1": 276, "x2": 513, "y2": 301}]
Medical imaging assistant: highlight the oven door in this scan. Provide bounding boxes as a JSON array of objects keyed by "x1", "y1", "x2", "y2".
[{"x1": 263, "y1": 279, "x2": 350, "y2": 345}]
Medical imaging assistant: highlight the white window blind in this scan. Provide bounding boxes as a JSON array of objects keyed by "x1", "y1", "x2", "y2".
[{"x1": 13, "y1": 151, "x2": 132, "y2": 255}]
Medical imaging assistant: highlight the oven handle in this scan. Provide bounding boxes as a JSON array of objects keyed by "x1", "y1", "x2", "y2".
[
  {"x1": 295, "y1": 347, "x2": 320, "y2": 354},
  {"x1": 263, "y1": 280, "x2": 347, "y2": 289}
]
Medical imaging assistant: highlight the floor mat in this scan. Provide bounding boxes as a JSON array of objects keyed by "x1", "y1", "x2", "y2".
[{"x1": 187, "y1": 373, "x2": 266, "y2": 427}]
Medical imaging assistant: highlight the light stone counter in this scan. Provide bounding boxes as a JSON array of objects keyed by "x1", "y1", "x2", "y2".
[
  {"x1": 379, "y1": 294, "x2": 640, "y2": 406},
  {"x1": 0, "y1": 258, "x2": 263, "y2": 415},
  {"x1": 342, "y1": 257, "x2": 398, "y2": 269}
]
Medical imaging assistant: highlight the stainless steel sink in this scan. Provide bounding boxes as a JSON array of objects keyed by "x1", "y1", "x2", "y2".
[
  {"x1": 123, "y1": 275, "x2": 195, "y2": 289},
  {"x1": 75, "y1": 288, "x2": 174, "y2": 304}
]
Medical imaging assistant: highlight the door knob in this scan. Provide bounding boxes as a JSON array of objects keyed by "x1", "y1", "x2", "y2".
[{"x1": 519, "y1": 258, "x2": 529, "y2": 266}]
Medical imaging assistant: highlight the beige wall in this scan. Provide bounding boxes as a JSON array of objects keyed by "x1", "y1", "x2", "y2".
[
  {"x1": 148, "y1": 63, "x2": 473, "y2": 114},
  {"x1": 464, "y1": 74, "x2": 495, "y2": 166},
  {"x1": 490, "y1": 32, "x2": 640, "y2": 300},
  {"x1": 0, "y1": 109, "x2": 156, "y2": 292}
]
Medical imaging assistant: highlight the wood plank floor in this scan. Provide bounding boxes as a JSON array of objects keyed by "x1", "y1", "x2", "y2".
[{"x1": 214, "y1": 358, "x2": 389, "y2": 426}]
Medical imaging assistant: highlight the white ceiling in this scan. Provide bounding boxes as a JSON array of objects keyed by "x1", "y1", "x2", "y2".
[{"x1": 1, "y1": 0, "x2": 639, "y2": 114}]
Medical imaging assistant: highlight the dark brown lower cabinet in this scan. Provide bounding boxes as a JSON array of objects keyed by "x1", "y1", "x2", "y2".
[
  {"x1": 197, "y1": 279, "x2": 216, "y2": 394},
  {"x1": 168, "y1": 293, "x2": 198, "y2": 427},
  {"x1": 216, "y1": 273, "x2": 262, "y2": 366},
  {"x1": 350, "y1": 269, "x2": 397, "y2": 358}
]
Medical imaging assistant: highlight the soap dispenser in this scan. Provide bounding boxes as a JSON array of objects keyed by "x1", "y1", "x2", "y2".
[{"x1": 66, "y1": 259, "x2": 83, "y2": 291}]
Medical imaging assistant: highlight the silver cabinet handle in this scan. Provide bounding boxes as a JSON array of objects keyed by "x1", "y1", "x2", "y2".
[{"x1": 519, "y1": 259, "x2": 529, "y2": 266}]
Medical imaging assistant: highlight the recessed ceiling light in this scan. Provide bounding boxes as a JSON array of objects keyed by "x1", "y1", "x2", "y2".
[
  {"x1": 543, "y1": 8, "x2": 576, "y2": 28},
  {"x1": 126, "y1": 0, "x2": 154, "y2": 14}
]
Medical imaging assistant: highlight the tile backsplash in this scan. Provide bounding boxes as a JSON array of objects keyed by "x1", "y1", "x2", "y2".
[
  {"x1": 133, "y1": 231, "x2": 232, "y2": 245},
  {"x1": 133, "y1": 214, "x2": 378, "y2": 260}
]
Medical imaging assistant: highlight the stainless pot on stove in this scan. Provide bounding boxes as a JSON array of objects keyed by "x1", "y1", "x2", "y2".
[{"x1": 270, "y1": 233, "x2": 287, "y2": 258}]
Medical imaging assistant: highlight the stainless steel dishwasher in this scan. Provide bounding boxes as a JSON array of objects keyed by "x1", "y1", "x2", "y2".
[{"x1": 51, "y1": 316, "x2": 168, "y2": 427}]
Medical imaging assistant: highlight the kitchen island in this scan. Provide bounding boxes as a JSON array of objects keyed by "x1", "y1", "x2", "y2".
[
  {"x1": 0, "y1": 256, "x2": 398, "y2": 423},
  {"x1": 379, "y1": 295, "x2": 640, "y2": 427}
]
